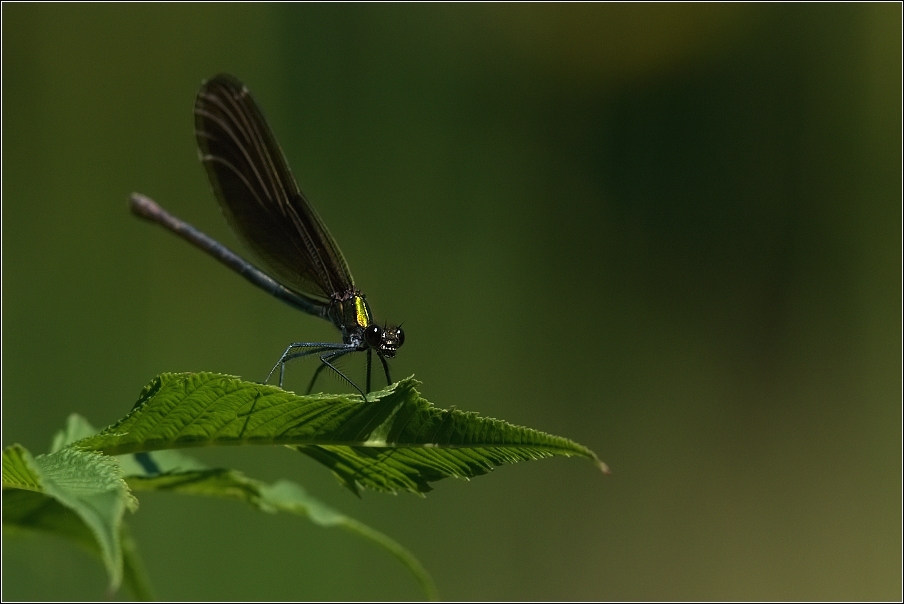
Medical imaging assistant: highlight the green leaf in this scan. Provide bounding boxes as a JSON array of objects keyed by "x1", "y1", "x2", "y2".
[
  {"x1": 12, "y1": 414, "x2": 154, "y2": 599},
  {"x1": 123, "y1": 448, "x2": 438, "y2": 599},
  {"x1": 6, "y1": 410, "x2": 440, "y2": 599},
  {"x1": 74, "y1": 372, "x2": 607, "y2": 495},
  {"x1": 261, "y1": 480, "x2": 438, "y2": 600},
  {"x1": 10, "y1": 372, "x2": 601, "y2": 598},
  {"x1": 49, "y1": 413, "x2": 107, "y2": 453},
  {"x1": 2, "y1": 443, "x2": 137, "y2": 592}
]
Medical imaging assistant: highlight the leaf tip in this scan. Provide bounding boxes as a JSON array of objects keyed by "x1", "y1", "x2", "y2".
[{"x1": 598, "y1": 460, "x2": 611, "y2": 475}]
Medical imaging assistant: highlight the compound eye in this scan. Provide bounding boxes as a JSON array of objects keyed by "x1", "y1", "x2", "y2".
[
  {"x1": 395, "y1": 327, "x2": 405, "y2": 347},
  {"x1": 364, "y1": 324, "x2": 382, "y2": 347}
]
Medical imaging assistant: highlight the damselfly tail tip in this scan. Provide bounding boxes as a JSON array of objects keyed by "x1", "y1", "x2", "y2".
[{"x1": 129, "y1": 192, "x2": 158, "y2": 219}]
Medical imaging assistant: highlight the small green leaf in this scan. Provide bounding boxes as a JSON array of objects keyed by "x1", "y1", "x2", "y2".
[
  {"x1": 74, "y1": 373, "x2": 607, "y2": 495},
  {"x1": 2, "y1": 443, "x2": 137, "y2": 591},
  {"x1": 50, "y1": 413, "x2": 102, "y2": 453}
]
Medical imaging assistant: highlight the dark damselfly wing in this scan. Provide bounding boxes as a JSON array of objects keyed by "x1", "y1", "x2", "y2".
[{"x1": 194, "y1": 74, "x2": 354, "y2": 301}]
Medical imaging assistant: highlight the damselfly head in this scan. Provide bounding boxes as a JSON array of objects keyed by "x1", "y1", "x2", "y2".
[{"x1": 364, "y1": 324, "x2": 405, "y2": 358}]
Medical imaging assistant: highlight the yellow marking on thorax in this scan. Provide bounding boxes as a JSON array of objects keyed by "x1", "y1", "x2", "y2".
[{"x1": 354, "y1": 296, "x2": 371, "y2": 328}]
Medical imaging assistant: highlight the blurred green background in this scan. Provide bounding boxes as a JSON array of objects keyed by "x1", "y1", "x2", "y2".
[{"x1": 2, "y1": 3, "x2": 900, "y2": 601}]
